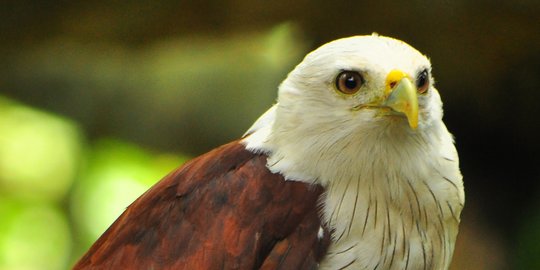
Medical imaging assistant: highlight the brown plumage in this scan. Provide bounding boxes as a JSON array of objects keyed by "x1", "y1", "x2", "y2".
[{"x1": 73, "y1": 141, "x2": 331, "y2": 269}]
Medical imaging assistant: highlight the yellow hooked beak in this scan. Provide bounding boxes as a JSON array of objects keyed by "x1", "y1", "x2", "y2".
[{"x1": 383, "y1": 70, "x2": 419, "y2": 129}]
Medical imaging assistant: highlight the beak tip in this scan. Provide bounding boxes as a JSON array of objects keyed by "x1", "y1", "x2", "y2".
[
  {"x1": 409, "y1": 121, "x2": 418, "y2": 130},
  {"x1": 384, "y1": 77, "x2": 419, "y2": 130}
]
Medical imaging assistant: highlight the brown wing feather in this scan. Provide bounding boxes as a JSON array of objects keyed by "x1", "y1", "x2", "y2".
[{"x1": 73, "y1": 140, "x2": 330, "y2": 270}]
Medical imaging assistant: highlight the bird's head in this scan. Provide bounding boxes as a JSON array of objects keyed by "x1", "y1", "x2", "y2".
[
  {"x1": 245, "y1": 34, "x2": 446, "y2": 181},
  {"x1": 276, "y1": 34, "x2": 441, "y2": 134}
]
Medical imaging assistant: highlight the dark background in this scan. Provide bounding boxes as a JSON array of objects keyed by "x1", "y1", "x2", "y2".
[{"x1": 1, "y1": 1, "x2": 539, "y2": 269}]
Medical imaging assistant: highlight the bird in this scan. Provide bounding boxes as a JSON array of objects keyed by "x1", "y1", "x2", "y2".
[{"x1": 73, "y1": 34, "x2": 464, "y2": 270}]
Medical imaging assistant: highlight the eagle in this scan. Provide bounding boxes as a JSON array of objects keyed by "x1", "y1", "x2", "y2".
[{"x1": 73, "y1": 34, "x2": 464, "y2": 270}]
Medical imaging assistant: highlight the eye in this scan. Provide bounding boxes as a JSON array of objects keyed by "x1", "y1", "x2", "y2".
[
  {"x1": 336, "y1": 71, "x2": 364, "y2": 94},
  {"x1": 416, "y1": 69, "x2": 429, "y2": 94}
]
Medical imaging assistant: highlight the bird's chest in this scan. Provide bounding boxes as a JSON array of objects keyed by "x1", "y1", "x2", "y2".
[{"x1": 318, "y1": 172, "x2": 462, "y2": 270}]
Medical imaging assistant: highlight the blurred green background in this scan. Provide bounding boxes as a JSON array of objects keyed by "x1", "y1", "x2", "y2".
[{"x1": 0, "y1": 1, "x2": 539, "y2": 269}]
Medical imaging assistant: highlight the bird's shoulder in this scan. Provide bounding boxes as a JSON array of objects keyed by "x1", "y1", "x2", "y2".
[{"x1": 73, "y1": 140, "x2": 330, "y2": 270}]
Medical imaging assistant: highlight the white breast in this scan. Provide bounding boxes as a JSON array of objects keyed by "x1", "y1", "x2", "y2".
[
  {"x1": 321, "y1": 126, "x2": 464, "y2": 269},
  {"x1": 317, "y1": 135, "x2": 464, "y2": 270},
  {"x1": 243, "y1": 110, "x2": 464, "y2": 270}
]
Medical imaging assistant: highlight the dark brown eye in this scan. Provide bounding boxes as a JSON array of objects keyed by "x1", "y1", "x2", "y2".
[
  {"x1": 336, "y1": 71, "x2": 364, "y2": 94},
  {"x1": 416, "y1": 69, "x2": 429, "y2": 94}
]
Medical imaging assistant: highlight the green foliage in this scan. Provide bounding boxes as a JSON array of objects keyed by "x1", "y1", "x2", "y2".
[
  {"x1": 0, "y1": 199, "x2": 71, "y2": 270},
  {"x1": 0, "y1": 97, "x2": 81, "y2": 202},
  {"x1": 4, "y1": 24, "x2": 307, "y2": 153},
  {"x1": 0, "y1": 98, "x2": 76, "y2": 269},
  {"x1": 0, "y1": 97, "x2": 189, "y2": 269},
  {"x1": 70, "y1": 139, "x2": 188, "y2": 260}
]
